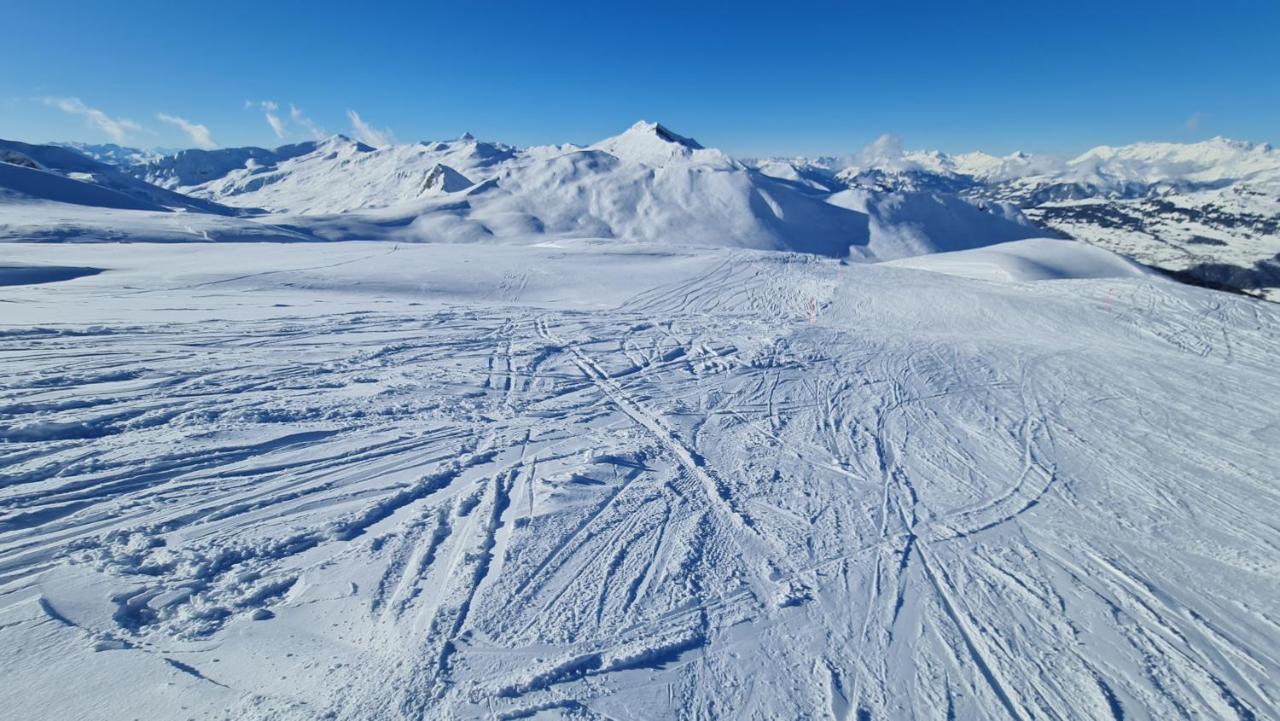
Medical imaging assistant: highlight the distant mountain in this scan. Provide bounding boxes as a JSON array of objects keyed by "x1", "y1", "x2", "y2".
[
  {"x1": 756, "y1": 135, "x2": 1279, "y2": 201},
  {"x1": 53, "y1": 142, "x2": 168, "y2": 167}
]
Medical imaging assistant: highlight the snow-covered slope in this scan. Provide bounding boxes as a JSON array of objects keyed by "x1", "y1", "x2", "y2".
[
  {"x1": 829, "y1": 188, "x2": 1053, "y2": 260},
  {"x1": 1, "y1": 241, "x2": 1276, "y2": 720},
  {"x1": 54, "y1": 142, "x2": 166, "y2": 167},
  {"x1": 0, "y1": 140, "x2": 318, "y2": 243},
  {"x1": 883, "y1": 237, "x2": 1154, "y2": 282},
  {"x1": 0, "y1": 139, "x2": 233, "y2": 215},
  {"x1": 135, "y1": 134, "x2": 513, "y2": 215}
]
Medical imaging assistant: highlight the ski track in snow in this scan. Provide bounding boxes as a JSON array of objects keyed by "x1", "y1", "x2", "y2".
[{"x1": 1, "y1": 243, "x2": 1278, "y2": 720}]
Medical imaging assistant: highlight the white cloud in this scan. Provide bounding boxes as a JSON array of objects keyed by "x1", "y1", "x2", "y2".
[
  {"x1": 290, "y1": 104, "x2": 325, "y2": 140},
  {"x1": 346, "y1": 109, "x2": 394, "y2": 146},
  {"x1": 246, "y1": 100, "x2": 324, "y2": 141},
  {"x1": 157, "y1": 113, "x2": 217, "y2": 149},
  {"x1": 41, "y1": 96, "x2": 142, "y2": 143},
  {"x1": 265, "y1": 111, "x2": 285, "y2": 138},
  {"x1": 247, "y1": 100, "x2": 285, "y2": 139},
  {"x1": 1185, "y1": 112, "x2": 1208, "y2": 132}
]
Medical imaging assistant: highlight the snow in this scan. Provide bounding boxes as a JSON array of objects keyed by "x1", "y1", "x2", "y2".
[
  {"x1": 0, "y1": 263, "x2": 103, "y2": 287},
  {"x1": 748, "y1": 136, "x2": 1280, "y2": 298},
  {"x1": 0, "y1": 139, "x2": 231, "y2": 215},
  {"x1": 1, "y1": 121, "x2": 1278, "y2": 719},
  {"x1": 828, "y1": 188, "x2": 1052, "y2": 260},
  {"x1": 140, "y1": 134, "x2": 515, "y2": 215},
  {"x1": 1, "y1": 240, "x2": 1278, "y2": 720},
  {"x1": 882, "y1": 237, "x2": 1155, "y2": 282},
  {"x1": 589, "y1": 121, "x2": 731, "y2": 168}
]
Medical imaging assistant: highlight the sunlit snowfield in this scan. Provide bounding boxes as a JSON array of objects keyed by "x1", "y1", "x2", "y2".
[{"x1": 2, "y1": 242, "x2": 1278, "y2": 720}]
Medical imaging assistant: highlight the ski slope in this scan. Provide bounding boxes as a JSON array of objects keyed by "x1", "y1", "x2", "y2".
[{"x1": 1, "y1": 242, "x2": 1277, "y2": 720}]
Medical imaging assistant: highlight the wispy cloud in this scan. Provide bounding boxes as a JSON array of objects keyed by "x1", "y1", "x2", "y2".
[
  {"x1": 346, "y1": 109, "x2": 394, "y2": 146},
  {"x1": 246, "y1": 100, "x2": 286, "y2": 138},
  {"x1": 157, "y1": 113, "x2": 217, "y2": 149},
  {"x1": 291, "y1": 104, "x2": 325, "y2": 140},
  {"x1": 246, "y1": 99, "x2": 324, "y2": 141},
  {"x1": 41, "y1": 96, "x2": 142, "y2": 143},
  {"x1": 1185, "y1": 112, "x2": 1208, "y2": 132},
  {"x1": 261, "y1": 100, "x2": 285, "y2": 139}
]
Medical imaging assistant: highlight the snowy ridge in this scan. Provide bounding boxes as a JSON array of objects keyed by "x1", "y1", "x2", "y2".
[
  {"x1": 124, "y1": 134, "x2": 511, "y2": 215},
  {"x1": 757, "y1": 134, "x2": 1280, "y2": 198}
]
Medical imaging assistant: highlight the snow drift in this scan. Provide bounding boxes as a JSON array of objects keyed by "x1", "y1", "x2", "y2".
[{"x1": 883, "y1": 237, "x2": 1155, "y2": 282}]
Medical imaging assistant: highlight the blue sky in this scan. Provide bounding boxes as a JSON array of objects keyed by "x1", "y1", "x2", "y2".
[{"x1": 2, "y1": 0, "x2": 1276, "y2": 156}]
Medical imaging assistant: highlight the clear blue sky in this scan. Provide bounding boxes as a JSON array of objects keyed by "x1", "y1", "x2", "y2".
[{"x1": 2, "y1": 0, "x2": 1277, "y2": 156}]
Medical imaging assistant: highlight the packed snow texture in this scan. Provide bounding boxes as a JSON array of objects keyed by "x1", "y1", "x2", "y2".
[{"x1": 1, "y1": 241, "x2": 1278, "y2": 721}]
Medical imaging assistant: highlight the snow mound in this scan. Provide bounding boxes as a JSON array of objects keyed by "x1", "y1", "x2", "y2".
[
  {"x1": 829, "y1": 188, "x2": 1054, "y2": 259},
  {"x1": 883, "y1": 237, "x2": 1155, "y2": 282}
]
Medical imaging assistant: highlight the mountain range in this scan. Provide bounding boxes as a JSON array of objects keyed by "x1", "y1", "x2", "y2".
[{"x1": 3, "y1": 123, "x2": 1277, "y2": 298}]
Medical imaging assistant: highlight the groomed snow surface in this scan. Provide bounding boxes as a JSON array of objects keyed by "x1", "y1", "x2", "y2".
[{"x1": 2, "y1": 241, "x2": 1278, "y2": 720}]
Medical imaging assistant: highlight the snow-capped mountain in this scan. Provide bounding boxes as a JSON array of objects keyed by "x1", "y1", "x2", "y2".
[
  {"x1": 52, "y1": 142, "x2": 167, "y2": 167},
  {"x1": 290, "y1": 121, "x2": 1051, "y2": 258},
  {"x1": 763, "y1": 134, "x2": 1280, "y2": 201},
  {"x1": 130, "y1": 134, "x2": 512, "y2": 215}
]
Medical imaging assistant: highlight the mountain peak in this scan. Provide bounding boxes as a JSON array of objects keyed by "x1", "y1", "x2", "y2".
[
  {"x1": 590, "y1": 121, "x2": 727, "y2": 167},
  {"x1": 622, "y1": 121, "x2": 703, "y2": 150},
  {"x1": 316, "y1": 134, "x2": 374, "y2": 153}
]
